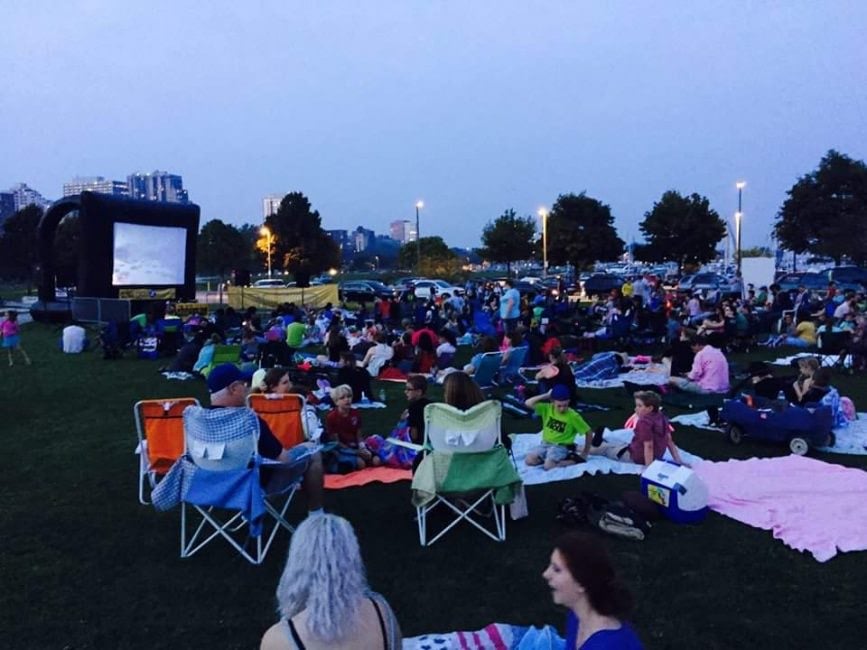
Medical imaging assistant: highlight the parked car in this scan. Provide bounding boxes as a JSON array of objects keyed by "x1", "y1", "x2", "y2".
[
  {"x1": 825, "y1": 266, "x2": 867, "y2": 294},
  {"x1": 676, "y1": 274, "x2": 697, "y2": 292},
  {"x1": 339, "y1": 281, "x2": 391, "y2": 302},
  {"x1": 689, "y1": 273, "x2": 741, "y2": 296},
  {"x1": 414, "y1": 279, "x2": 464, "y2": 299},
  {"x1": 582, "y1": 273, "x2": 624, "y2": 298},
  {"x1": 775, "y1": 272, "x2": 828, "y2": 295},
  {"x1": 252, "y1": 278, "x2": 286, "y2": 288}
]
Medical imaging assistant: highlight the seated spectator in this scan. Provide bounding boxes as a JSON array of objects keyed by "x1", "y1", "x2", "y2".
[
  {"x1": 524, "y1": 384, "x2": 591, "y2": 470},
  {"x1": 536, "y1": 346, "x2": 578, "y2": 406},
  {"x1": 259, "y1": 328, "x2": 294, "y2": 369},
  {"x1": 163, "y1": 331, "x2": 205, "y2": 373},
  {"x1": 463, "y1": 336, "x2": 499, "y2": 375},
  {"x1": 240, "y1": 327, "x2": 260, "y2": 362},
  {"x1": 667, "y1": 334, "x2": 729, "y2": 394},
  {"x1": 442, "y1": 371, "x2": 485, "y2": 411},
  {"x1": 252, "y1": 367, "x2": 296, "y2": 395},
  {"x1": 336, "y1": 351, "x2": 372, "y2": 403},
  {"x1": 778, "y1": 315, "x2": 817, "y2": 348},
  {"x1": 61, "y1": 323, "x2": 87, "y2": 354},
  {"x1": 435, "y1": 329, "x2": 457, "y2": 368},
  {"x1": 323, "y1": 385, "x2": 378, "y2": 472},
  {"x1": 543, "y1": 533, "x2": 643, "y2": 649},
  {"x1": 586, "y1": 391, "x2": 685, "y2": 468},
  {"x1": 790, "y1": 357, "x2": 821, "y2": 405},
  {"x1": 366, "y1": 374, "x2": 429, "y2": 469},
  {"x1": 360, "y1": 332, "x2": 394, "y2": 377},
  {"x1": 260, "y1": 514, "x2": 402, "y2": 650},
  {"x1": 285, "y1": 319, "x2": 307, "y2": 349},
  {"x1": 192, "y1": 333, "x2": 222, "y2": 374},
  {"x1": 325, "y1": 321, "x2": 349, "y2": 363},
  {"x1": 662, "y1": 328, "x2": 695, "y2": 377},
  {"x1": 391, "y1": 331, "x2": 416, "y2": 373},
  {"x1": 412, "y1": 328, "x2": 437, "y2": 374}
]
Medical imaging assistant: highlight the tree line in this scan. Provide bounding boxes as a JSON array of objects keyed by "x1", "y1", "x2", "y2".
[{"x1": 1, "y1": 150, "x2": 865, "y2": 286}]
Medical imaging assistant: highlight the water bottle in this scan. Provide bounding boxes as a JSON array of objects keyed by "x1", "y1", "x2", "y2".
[
  {"x1": 775, "y1": 390, "x2": 787, "y2": 412},
  {"x1": 361, "y1": 392, "x2": 370, "y2": 404},
  {"x1": 378, "y1": 388, "x2": 387, "y2": 403}
]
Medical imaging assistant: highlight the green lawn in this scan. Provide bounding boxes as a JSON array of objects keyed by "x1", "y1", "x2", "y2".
[{"x1": 2, "y1": 323, "x2": 865, "y2": 649}]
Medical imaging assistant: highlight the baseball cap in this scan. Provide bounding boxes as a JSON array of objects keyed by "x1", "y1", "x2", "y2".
[
  {"x1": 551, "y1": 384, "x2": 571, "y2": 402},
  {"x1": 207, "y1": 363, "x2": 254, "y2": 393}
]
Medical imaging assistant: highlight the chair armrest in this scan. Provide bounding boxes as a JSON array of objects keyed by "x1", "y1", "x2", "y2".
[{"x1": 386, "y1": 437, "x2": 424, "y2": 452}]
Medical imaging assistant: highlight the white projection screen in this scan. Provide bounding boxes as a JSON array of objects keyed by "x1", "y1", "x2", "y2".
[{"x1": 112, "y1": 222, "x2": 187, "y2": 286}]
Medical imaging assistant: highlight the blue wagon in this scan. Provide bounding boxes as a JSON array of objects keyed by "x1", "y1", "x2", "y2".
[{"x1": 719, "y1": 398, "x2": 835, "y2": 455}]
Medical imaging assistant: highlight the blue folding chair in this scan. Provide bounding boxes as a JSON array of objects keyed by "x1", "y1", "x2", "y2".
[
  {"x1": 498, "y1": 345, "x2": 528, "y2": 384},
  {"x1": 473, "y1": 351, "x2": 504, "y2": 390}
]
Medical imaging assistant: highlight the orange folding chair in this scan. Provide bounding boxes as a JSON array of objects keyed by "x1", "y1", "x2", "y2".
[
  {"x1": 246, "y1": 393, "x2": 312, "y2": 449},
  {"x1": 134, "y1": 398, "x2": 200, "y2": 504}
]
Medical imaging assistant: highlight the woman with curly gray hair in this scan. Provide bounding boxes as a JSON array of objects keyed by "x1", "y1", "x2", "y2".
[{"x1": 260, "y1": 514, "x2": 402, "y2": 649}]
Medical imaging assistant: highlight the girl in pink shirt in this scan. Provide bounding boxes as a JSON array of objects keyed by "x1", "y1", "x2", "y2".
[{"x1": 1, "y1": 311, "x2": 31, "y2": 366}]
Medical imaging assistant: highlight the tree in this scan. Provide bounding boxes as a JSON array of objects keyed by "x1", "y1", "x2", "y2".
[
  {"x1": 478, "y1": 209, "x2": 536, "y2": 277},
  {"x1": 545, "y1": 193, "x2": 624, "y2": 269},
  {"x1": 774, "y1": 150, "x2": 867, "y2": 265},
  {"x1": 0, "y1": 204, "x2": 42, "y2": 282},
  {"x1": 397, "y1": 236, "x2": 456, "y2": 270},
  {"x1": 264, "y1": 192, "x2": 341, "y2": 276},
  {"x1": 637, "y1": 191, "x2": 726, "y2": 269},
  {"x1": 196, "y1": 219, "x2": 248, "y2": 280}
]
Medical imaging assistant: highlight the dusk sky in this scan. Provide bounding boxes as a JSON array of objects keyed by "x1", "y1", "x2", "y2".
[{"x1": 3, "y1": 2, "x2": 865, "y2": 250}]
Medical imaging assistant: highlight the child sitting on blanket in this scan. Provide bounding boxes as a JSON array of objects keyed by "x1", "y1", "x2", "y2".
[
  {"x1": 323, "y1": 384, "x2": 380, "y2": 473},
  {"x1": 524, "y1": 384, "x2": 592, "y2": 470},
  {"x1": 584, "y1": 390, "x2": 686, "y2": 467}
]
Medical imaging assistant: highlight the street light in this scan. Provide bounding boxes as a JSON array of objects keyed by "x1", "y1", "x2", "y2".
[
  {"x1": 735, "y1": 181, "x2": 746, "y2": 275},
  {"x1": 415, "y1": 200, "x2": 424, "y2": 268},
  {"x1": 259, "y1": 225, "x2": 272, "y2": 278},
  {"x1": 538, "y1": 207, "x2": 549, "y2": 278}
]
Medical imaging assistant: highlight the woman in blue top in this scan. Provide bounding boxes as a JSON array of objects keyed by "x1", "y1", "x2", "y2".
[{"x1": 543, "y1": 533, "x2": 643, "y2": 649}]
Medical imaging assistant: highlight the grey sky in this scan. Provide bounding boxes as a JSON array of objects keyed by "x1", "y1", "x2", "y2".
[{"x1": 3, "y1": 1, "x2": 865, "y2": 249}]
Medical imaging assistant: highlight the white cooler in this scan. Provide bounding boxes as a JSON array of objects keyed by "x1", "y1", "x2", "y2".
[{"x1": 640, "y1": 460, "x2": 708, "y2": 523}]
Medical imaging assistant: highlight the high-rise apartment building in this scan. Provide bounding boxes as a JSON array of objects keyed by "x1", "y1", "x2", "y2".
[
  {"x1": 63, "y1": 176, "x2": 128, "y2": 197},
  {"x1": 353, "y1": 226, "x2": 375, "y2": 252},
  {"x1": 389, "y1": 219, "x2": 416, "y2": 244},
  {"x1": 8, "y1": 183, "x2": 51, "y2": 212},
  {"x1": 263, "y1": 195, "x2": 283, "y2": 218},
  {"x1": 325, "y1": 229, "x2": 350, "y2": 251},
  {"x1": 127, "y1": 171, "x2": 189, "y2": 203}
]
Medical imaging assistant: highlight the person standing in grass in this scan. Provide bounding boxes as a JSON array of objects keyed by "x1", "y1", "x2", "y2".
[
  {"x1": 524, "y1": 384, "x2": 591, "y2": 470},
  {"x1": 1, "y1": 311, "x2": 31, "y2": 366}
]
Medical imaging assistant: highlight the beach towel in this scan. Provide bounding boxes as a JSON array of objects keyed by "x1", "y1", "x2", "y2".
[
  {"x1": 670, "y1": 411, "x2": 867, "y2": 455},
  {"x1": 511, "y1": 430, "x2": 702, "y2": 486},
  {"x1": 403, "y1": 623, "x2": 564, "y2": 649},
  {"x1": 323, "y1": 466, "x2": 411, "y2": 489},
  {"x1": 693, "y1": 455, "x2": 867, "y2": 562}
]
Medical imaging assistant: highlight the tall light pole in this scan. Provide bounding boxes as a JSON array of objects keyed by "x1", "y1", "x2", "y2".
[
  {"x1": 736, "y1": 181, "x2": 746, "y2": 275},
  {"x1": 415, "y1": 200, "x2": 424, "y2": 268},
  {"x1": 259, "y1": 226, "x2": 272, "y2": 278},
  {"x1": 538, "y1": 207, "x2": 549, "y2": 278}
]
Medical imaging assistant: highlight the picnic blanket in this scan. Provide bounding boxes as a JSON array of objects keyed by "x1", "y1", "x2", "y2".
[
  {"x1": 324, "y1": 466, "x2": 411, "y2": 489},
  {"x1": 574, "y1": 363, "x2": 669, "y2": 389},
  {"x1": 403, "y1": 622, "x2": 564, "y2": 649},
  {"x1": 693, "y1": 455, "x2": 867, "y2": 562},
  {"x1": 511, "y1": 430, "x2": 703, "y2": 486},
  {"x1": 670, "y1": 411, "x2": 867, "y2": 455},
  {"x1": 315, "y1": 400, "x2": 387, "y2": 410},
  {"x1": 771, "y1": 352, "x2": 852, "y2": 367}
]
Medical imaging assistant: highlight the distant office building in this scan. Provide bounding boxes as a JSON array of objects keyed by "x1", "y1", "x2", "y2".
[
  {"x1": 326, "y1": 229, "x2": 350, "y2": 250},
  {"x1": 127, "y1": 170, "x2": 189, "y2": 203},
  {"x1": 263, "y1": 195, "x2": 283, "y2": 218},
  {"x1": 8, "y1": 182, "x2": 51, "y2": 212},
  {"x1": 0, "y1": 192, "x2": 15, "y2": 226},
  {"x1": 389, "y1": 219, "x2": 417, "y2": 244},
  {"x1": 353, "y1": 226, "x2": 375, "y2": 252},
  {"x1": 63, "y1": 176, "x2": 128, "y2": 197}
]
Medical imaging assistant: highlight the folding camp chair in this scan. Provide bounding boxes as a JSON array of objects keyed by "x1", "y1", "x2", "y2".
[
  {"x1": 246, "y1": 392, "x2": 319, "y2": 448},
  {"x1": 816, "y1": 330, "x2": 852, "y2": 368},
  {"x1": 134, "y1": 398, "x2": 200, "y2": 505},
  {"x1": 179, "y1": 406, "x2": 311, "y2": 564},
  {"x1": 473, "y1": 351, "x2": 504, "y2": 390},
  {"x1": 498, "y1": 345, "x2": 528, "y2": 384},
  {"x1": 411, "y1": 401, "x2": 520, "y2": 546},
  {"x1": 201, "y1": 344, "x2": 242, "y2": 377}
]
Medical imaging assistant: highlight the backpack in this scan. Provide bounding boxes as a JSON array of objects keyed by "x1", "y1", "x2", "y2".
[{"x1": 556, "y1": 492, "x2": 651, "y2": 541}]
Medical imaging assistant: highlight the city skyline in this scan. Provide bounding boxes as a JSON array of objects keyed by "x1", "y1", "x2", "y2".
[{"x1": 2, "y1": 3, "x2": 866, "y2": 249}]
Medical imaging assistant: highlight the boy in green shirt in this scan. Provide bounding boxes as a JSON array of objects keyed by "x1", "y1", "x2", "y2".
[{"x1": 524, "y1": 384, "x2": 591, "y2": 470}]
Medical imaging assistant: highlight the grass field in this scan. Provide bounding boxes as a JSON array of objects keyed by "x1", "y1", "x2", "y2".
[{"x1": 2, "y1": 323, "x2": 865, "y2": 649}]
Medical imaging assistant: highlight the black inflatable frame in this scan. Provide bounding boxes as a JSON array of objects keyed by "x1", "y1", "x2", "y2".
[{"x1": 33, "y1": 192, "x2": 199, "y2": 320}]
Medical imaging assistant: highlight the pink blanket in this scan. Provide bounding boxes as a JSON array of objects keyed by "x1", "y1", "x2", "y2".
[{"x1": 694, "y1": 456, "x2": 867, "y2": 562}]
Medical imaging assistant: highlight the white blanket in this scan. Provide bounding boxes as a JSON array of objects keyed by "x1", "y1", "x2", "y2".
[
  {"x1": 511, "y1": 429, "x2": 703, "y2": 486},
  {"x1": 771, "y1": 352, "x2": 852, "y2": 367},
  {"x1": 670, "y1": 411, "x2": 867, "y2": 455}
]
